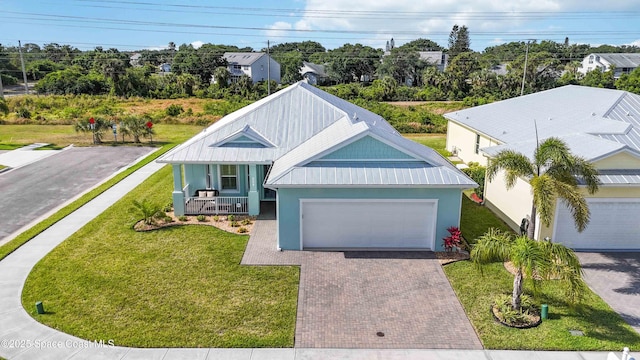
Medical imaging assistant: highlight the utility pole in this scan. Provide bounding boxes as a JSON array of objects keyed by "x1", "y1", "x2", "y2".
[
  {"x1": 18, "y1": 40, "x2": 29, "y2": 95},
  {"x1": 0, "y1": 71, "x2": 4, "y2": 100},
  {"x1": 520, "y1": 39, "x2": 534, "y2": 96},
  {"x1": 267, "y1": 40, "x2": 271, "y2": 95}
]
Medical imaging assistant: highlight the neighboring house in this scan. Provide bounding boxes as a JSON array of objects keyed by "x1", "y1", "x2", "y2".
[
  {"x1": 129, "y1": 53, "x2": 142, "y2": 67},
  {"x1": 158, "y1": 82, "x2": 476, "y2": 251},
  {"x1": 578, "y1": 53, "x2": 640, "y2": 78},
  {"x1": 299, "y1": 61, "x2": 329, "y2": 85},
  {"x1": 418, "y1": 51, "x2": 449, "y2": 72},
  {"x1": 216, "y1": 52, "x2": 281, "y2": 84},
  {"x1": 159, "y1": 63, "x2": 171, "y2": 73},
  {"x1": 445, "y1": 85, "x2": 640, "y2": 250}
]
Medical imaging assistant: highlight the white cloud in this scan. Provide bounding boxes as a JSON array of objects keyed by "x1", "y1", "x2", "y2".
[
  {"x1": 263, "y1": 0, "x2": 640, "y2": 50},
  {"x1": 631, "y1": 39, "x2": 640, "y2": 47},
  {"x1": 190, "y1": 40, "x2": 204, "y2": 49}
]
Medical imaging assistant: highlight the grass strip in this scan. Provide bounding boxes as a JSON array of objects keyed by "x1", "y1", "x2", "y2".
[{"x1": 0, "y1": 143, "x2": 174, "y2": 261}]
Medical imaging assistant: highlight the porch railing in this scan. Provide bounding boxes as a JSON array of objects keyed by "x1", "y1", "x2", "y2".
[{"x1": 184, "y1": 196, "x2": 249, "y2": 215}]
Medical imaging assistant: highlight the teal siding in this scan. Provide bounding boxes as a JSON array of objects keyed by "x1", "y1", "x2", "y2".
[
  {"x1": 183, "y1": 164, "x2": 207, "y2": 195},
  {"x1": 277, "y1": 187, "x2": 462, "y2": 251},
  {"x1": 320, "y1": 136, "x2": 415, "y2": 160}
]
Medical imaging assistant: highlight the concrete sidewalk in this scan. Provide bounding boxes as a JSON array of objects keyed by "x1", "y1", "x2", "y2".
[
  {"x1": 0, "y1": 143, "x2": 66, "y2": 170},
  {"x1": 0, "y1": 159, "x2": 637, "y2": 359}
]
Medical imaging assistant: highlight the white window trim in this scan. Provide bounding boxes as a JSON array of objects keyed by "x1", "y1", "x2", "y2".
[{"x1": 218, "y1": 164, "x2": 240, "y2": 193}]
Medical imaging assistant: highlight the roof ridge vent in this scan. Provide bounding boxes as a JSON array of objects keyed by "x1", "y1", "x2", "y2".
[{"x1": 352, "y1": 112, "x2": 359, "y2": 122}]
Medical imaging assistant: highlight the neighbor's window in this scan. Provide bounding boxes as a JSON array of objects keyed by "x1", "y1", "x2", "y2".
[
  {"x1": 588, "y1": 55, "x2": 594, "y2": 64},
  {"x1": 475, "y1": 134, "x2": 481, "y2": 154},
  {"x1": 219, "y1": 165, "x2": 238, "y2": 191}
]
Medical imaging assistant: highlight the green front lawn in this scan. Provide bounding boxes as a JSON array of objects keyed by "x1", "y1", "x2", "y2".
[
  {"x1": 22, "y1": 166, "x2": 299, "y2": 348},
  {"x1": 452, "y1": 194, "x2": 640, "y2": 350},
  {"x1": 444, "y1": 261, "x2": 640, "y2": 350}
]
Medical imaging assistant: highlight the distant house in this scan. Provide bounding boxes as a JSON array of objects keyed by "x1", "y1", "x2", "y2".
[
  {"x1": 215, "y1": 52, "x2": 281, "y2": 84},
  {"x1": 418, "y1": 51, "x2": 449, "y2": 72},
  {"x1": 129, "y1": 53, "x2": 142, "y2": 67},
  {"x1": 159, "y1": 63, "x2": 171, "y2": 73},
  {"x1": 578, "y1": 53, "x2": 640, "y2": 78},
  {"x1": 299, "y1": 61, "x2": 328, "y2": 85}
]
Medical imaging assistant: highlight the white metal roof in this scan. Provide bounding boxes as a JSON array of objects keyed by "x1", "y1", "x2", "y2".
[
  {"x1": 445, "y1": 85, "x2": 640, "y2": 166},
  {"x1": 223, "y1": 52, "x2": 266, "y2": 66},
  {"x1": 159, "y1": 81, "x2": 475, "y2": 188}
]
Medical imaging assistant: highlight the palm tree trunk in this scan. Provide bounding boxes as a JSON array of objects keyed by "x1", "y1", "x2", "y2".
[
  {"x1": 512, "y1": 268, "x2": 523, "y2": 311},
  {"x1": 527, "y1": 204, "x2": 537, "y2": 240}
]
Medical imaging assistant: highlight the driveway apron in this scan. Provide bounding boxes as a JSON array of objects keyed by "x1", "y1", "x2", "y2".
[
  {"x1": 242, "y1": 213, "x2": 482, "y2": 349},
  {"x1": 577, "y1": 252, "x2": 640, "y2": 334}
]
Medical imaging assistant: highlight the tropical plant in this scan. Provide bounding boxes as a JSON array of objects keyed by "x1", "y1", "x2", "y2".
[
  {"x1": 74, "y1": 117, "x2": 110, "y2": 143},
  {"x1": 472, "y1": 229, "x2": 585, "y2": 311},
  {"x1": 486, "y1": 137, "x2": 599, "y2": 240},
  {"x1": 120, "y1": 115, "x2": 155, "y2": 143},
  {"x1": 130, "y1": 199, "x2": 162, "y2": 225},
  {"x1": 443, "y1": 226, "x2": 463, "y2": 252}
]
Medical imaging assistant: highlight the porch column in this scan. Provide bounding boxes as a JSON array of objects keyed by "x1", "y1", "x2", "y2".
[
  {"x1": 172, "y1": 164, "x2": 185, "y2": 216},
  {"x1": 248, "y1": 164, "x2": 260, "y2": 216}
]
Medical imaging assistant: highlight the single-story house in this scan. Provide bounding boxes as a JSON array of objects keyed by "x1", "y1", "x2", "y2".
[
  {"x1": 445, "y1": 85, "x2": 640, "y2": 250},
  {"x1": 578, "y1": 53, "x2": 640, "y2": 79},
  {"x1": 158, "y1": 82, "x2": 476, "y2": 251}
]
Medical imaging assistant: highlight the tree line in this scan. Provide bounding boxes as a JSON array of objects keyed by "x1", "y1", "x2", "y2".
[{"x1": 2, "y1": 25, "x2": 640, "y2": 102}]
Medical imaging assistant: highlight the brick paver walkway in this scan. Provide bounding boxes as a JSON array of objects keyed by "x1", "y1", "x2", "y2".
[
  {"x1": 578, "y1": 252, "x2": 640, "y2": 334},
  {"x1": 242, "y1": 206, "x2": 482, "y2": 349}
]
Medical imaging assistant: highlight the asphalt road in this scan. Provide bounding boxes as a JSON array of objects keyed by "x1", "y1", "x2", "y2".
[{"x1": 0, "y1": 146, "x2": 154, "y2": 240}]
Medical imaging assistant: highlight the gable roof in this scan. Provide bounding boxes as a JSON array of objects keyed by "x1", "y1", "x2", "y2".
[
  {"x1": 159, "y1": 81, "x2": 475, "y2": 188},
  {"x1": 300, "y1": 62, "x2": 327, "y2": 77},
  {"x1": 223, "y1": 52, "x2": 266, "y2": 66},
  {"x1": 591, "y1": 53, "x2": 640, "y2": 68}
]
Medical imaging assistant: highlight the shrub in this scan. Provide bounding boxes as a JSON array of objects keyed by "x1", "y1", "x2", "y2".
[
  {"x1": 230, "y1": 220, "x2": 239, "y2": 227},
  {"x1": 196, "y1": 215, "x2": 207, "y2": 222},
  {"x1": 443, "y1": 226, "x2": 463, "y2": 252},
  {"x1": 212, "y1": 215, "x2": 220, "y2": 222},
  {"x1": 237, "y1": 227, "x2": 248, "y2": 233},
  {"x1": 462, "y1": 162, "x2": 486, "y2": 198},
  {"x1": 241, "y1": 218, "x2": 252, "y2": 226},
  {"x1": 165, "y1": 104, "x2": 184, "y2": 116},
  {"x1": 16, "y1": 107, "x2": 32, "y2": 119},
  {"x1": 227, "y1": 214, "x2": 235, "y2": 222},
  {"x1": 162, "y1": 202, "x2": 173, "y2": 213},
  {"x1": 178, "y1": 215, "x2": 188, "y2": 222}
]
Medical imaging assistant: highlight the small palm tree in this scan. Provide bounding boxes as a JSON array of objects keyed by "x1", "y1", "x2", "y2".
[
  {"x1": 472, "y1": 229, "x2": 585, "y2": 311},
  {"x1": 486, "y1": 137, "x2": 599, "y2": 240},
  {"x1": 131, "y1": 200, "x2": 162, "y2": 225}
]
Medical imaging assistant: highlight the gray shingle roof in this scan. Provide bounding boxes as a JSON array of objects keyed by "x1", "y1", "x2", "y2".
[
  {"x1": 223, "y1": 52, "x2": 266, "y2": 66},
  {"x1": 445, "y1": 85, "x2": 640, "y2": 184},
  {"x1": 159, "y1": 81, "x2": 475, "y2": 188}
]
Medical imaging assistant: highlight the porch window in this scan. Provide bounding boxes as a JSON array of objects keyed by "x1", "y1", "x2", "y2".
[{"x1": 219, "y1": 165, "x2": 239, "y2": 191}]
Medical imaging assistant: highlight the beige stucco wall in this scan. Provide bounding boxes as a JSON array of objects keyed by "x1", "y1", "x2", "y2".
[
  {"x1": 485, "y1": 169, "x2": 534, "y2": 233},
  {"x1": 446, "y1": 121, "x2": 498, "y2": 166},
  {"x1": 593, "y1": 151, "x2": 640, "y2": 170}
]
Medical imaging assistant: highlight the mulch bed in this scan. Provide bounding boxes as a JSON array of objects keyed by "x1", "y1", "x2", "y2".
[
  {"x1": 436, "y1": 250, "x2": 470, "y2": 265},
  {"x1": 133, "y1": 212, "x2": 256, "y2": 234}
]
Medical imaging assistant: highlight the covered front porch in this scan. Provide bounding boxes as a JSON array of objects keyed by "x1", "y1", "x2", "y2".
[{"x1": 170, "y1": 163, "x2": 275, "y2": 216}]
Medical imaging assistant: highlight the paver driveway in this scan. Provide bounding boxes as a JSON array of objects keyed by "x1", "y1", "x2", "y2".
[
  {"x1": 242, "y1": 207, "x2": 482, "y2": 349},
  {"x1": 577, "y1": 252, "x2": 640, "y2": 334}
]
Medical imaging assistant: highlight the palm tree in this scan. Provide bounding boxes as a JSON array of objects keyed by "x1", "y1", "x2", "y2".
[
  {"x1": 486, "y1": 137, "x2": 599, "y2": 240},
  {"x1": 472, "y1": 229, "x2": 585, "y2": 311}
]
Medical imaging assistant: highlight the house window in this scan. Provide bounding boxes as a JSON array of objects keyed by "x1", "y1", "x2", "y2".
[
  {"x1": 475, "y1": 134, "x2": 481, "y2": 154},
  {"x1": 243, "y1": 66, "x2": 249, "y2": 70},
  {"x1": 233, "y1": 65, "x2": 241, "y2": 70},
  {"x1": 588, "y1": 55, "x2": 594, "y2": 64},
  {"x1": 219, "y1": 165, "x2": 239, "y2": 191}
]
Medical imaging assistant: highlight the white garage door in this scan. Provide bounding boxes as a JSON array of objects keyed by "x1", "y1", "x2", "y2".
[
  {"x1": 301, "y1": 199, "x2": 437, "y2": 250},
  {"x1": 554, "y1": 199, "x2": 640, "y2": 250}
]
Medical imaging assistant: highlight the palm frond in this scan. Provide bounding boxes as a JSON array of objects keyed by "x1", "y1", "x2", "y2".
[
  {"x1": 554, "y1": 180, "x2": 590, "y2": 232},
  {"x1": 471, "y1": 228, "x2": 513, "y2": 273},
  {"x1": 571, "y1": 156, "x2": 601, "y2": 194},
  {"x1": 534, "y1": 137, "x2": 572, "y2": 169},
  {"x1": 531, "y1": 175, "x2": 556, "y2": 227},
  {"x1": 486, "y1": 150, "x2": 535, "y2": 187}
]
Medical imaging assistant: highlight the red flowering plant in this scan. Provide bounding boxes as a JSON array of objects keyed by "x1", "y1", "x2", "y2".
[{"x1": 443, "y1": 226, "x2": 462, "y2": 252}]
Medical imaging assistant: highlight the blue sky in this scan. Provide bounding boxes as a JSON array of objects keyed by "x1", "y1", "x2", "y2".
[{"x1": 1, "y1": 0, "x2": 640, "y2": 52}]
